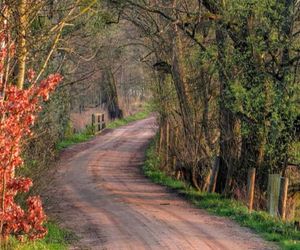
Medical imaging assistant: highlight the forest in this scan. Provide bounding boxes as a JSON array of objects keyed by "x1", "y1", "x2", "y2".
[{"x1": 0, "y1": 0, "x2": 299, "y2": 249}]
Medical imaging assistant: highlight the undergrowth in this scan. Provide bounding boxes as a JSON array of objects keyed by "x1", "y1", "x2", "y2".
[
  {"x1": 56, "y1": 124, "x2": 95, "y2": 150},
  {"x1": 143, "y1": 140, "x2": 300, "y2": 250}
]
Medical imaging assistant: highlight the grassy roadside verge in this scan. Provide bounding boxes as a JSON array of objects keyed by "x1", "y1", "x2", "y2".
[
  {"x1": 106, "y1": 109, "x2": 151, "y2": 129},
  {"x1": 143, "y1": 140, "x2": 300, "y2": 250},
  {"x1": 55, "y1": 127, "x2": 94, "y2": 151},
  {"x1": 7, "y1": 222, "x2": 73, "y2": 250}
]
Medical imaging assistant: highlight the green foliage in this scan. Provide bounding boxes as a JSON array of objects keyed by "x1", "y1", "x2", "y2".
[
  {"x1": 23, "y1": 85, "x2": 71, "y2": 171},
  {"x1": 7, "y1": 222, "x2": 74, "y2": 250},
  {"x1": 143, "y1": 140, "x2": 300, "y2": 250},
  {"x1": 290, "y1": 142, "x2": 300, "y2": 165},
  {"x1": 220, "y1": 0, "x2": 299, "y2": 172}
]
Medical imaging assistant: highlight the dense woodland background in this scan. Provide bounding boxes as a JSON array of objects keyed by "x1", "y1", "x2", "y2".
[
  {"x1": 105, "y1": 0, "x2": 300, "y2": 219},
  {"x1": 0, "y1": 0, "x2": 300, "y2": 241}
]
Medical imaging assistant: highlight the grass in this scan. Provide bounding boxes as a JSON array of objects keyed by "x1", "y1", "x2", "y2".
[
  {"x1": 5, "y1": 222, "x2": 75, "y2": 250},
  {"x1": 56, "y1": 131, "x2": 94, "y2": 150},
  {"x1": 143, "y1": 140, "x2": 300, "y2": 250},
  {"x1": 107, "y1": 109, "x2": 151, "y2": 129},
  {"x1": 56, "y1": 125, "x2": 95, "y2": 151}
]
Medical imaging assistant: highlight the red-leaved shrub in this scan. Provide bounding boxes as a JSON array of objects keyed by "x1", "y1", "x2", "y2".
[{"x1": 0, "y1": 16, "x2": 62, "y2": 241}]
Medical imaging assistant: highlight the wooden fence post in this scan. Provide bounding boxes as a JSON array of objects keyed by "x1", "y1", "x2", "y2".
[
  {"x1": 91, "y1": 114, "x2": 96, "y2": 133},
  {"x1": 247, "y1": 168, "x2": 256, "y2": 212},
  {"x1": 268, "y1": 174, "x2": 281, "y2": 217},
  {"x1": 102, "y1": 113, "x2": 106, "y2": 129},
  {"x1": 279, "y1": 177, "x2": 289, "y2": 220},
  {"x1": 208, "y1": 156, "x2": 220, "y2": 193}
]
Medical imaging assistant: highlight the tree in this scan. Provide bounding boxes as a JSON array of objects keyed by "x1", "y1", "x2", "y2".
[{"x1": 107, "y1": 0, "x2": 300, "y2": 202}]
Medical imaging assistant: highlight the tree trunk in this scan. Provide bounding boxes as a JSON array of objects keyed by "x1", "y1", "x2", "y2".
[
  {"x1": 106, "y1": 69, "x2": 123, "y2": 120},
  {"x1": 16, "y1": 0, "x2": 27, "y2": 89},
  {"x1": 216, "y1": 22, "x2": 240, "y2": 195},
  {"x1": 191, "y1": 167, "x2": 201, "y2": 191},
  {"x1": 171, "y1": 25, "x2": 193, "y2": 135}
]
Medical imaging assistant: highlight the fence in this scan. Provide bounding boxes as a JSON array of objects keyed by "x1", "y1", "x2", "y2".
[
  {"x1": 92, "y1": 113, "x2": 106, "y2": 133},
  {"x1": 208, "y1": 166, "x2": 294, "y2": 221}
]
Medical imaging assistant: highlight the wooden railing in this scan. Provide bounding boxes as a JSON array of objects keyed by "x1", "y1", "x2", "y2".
[{"x1": 92, "y1": 113, "x2": 106, "y2": 133}]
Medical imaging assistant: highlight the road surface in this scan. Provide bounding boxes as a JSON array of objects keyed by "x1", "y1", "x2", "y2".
[{"x1": 46, "y1": 116, "x2": 276, "y2": 250}]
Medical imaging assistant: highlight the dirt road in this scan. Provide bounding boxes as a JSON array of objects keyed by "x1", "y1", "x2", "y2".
[{"x1": 46, "y1": 117, "x2": 276, "y2": 250}]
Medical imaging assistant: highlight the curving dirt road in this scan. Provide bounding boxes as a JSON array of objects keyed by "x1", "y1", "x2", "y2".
[{"x1": 46, "y1": 117, "x2": 276, "y2": 250}]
